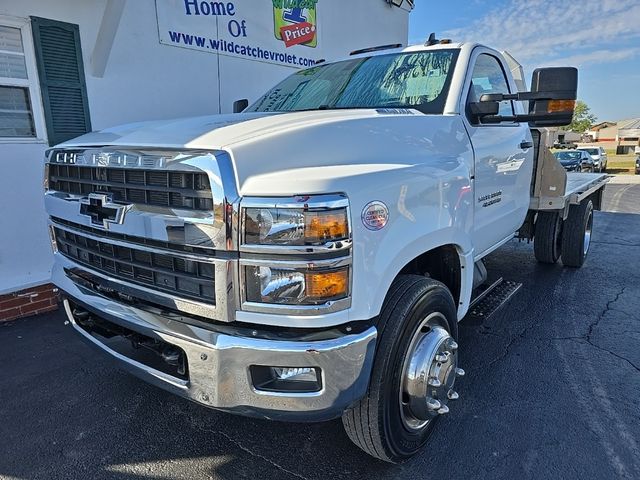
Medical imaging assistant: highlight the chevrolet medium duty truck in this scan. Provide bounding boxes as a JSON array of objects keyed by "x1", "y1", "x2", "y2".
[{"x1": 45, "y1": 40, "x2": 608, "y2": 462}]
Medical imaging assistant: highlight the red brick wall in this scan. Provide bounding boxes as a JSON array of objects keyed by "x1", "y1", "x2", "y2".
[{"x1": 0, "y1": 283, "x2": 60, "y2": 322}]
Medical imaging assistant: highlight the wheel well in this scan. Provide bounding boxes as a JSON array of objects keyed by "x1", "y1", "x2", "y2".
[{"x1": 398, "y1": 245, "x2": 462, "y2": 305}]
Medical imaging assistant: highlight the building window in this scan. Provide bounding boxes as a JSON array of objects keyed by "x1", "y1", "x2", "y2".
[
  {"x1": 0, "y1": 25, "x2": 36, "y2": 138},
  {"x1": 0, "y1": 18, "x2": 46, "y2": 142}
]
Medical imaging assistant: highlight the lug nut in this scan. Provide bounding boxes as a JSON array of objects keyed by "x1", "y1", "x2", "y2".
[
  {"x1": 426, "y1": 398, "x2": 441, "y2": 410},
  {"x1": 455, "y1": 367, "x2": 465, "y2": 377},
  {"x1": 447, "y1": 390, "x2": 459, "y2": 400},
  {"x1": 428, "y1": 377, "x2": 442, "y2": 387},
  {"x1": 435, "y1": 352, "x2": 450, "y2": 362},
  {"x1": 437, "y1": 405, "x2": 450, "y2": 415},
  {"x1": 447, "y1": 339, "x2": 459, "y2": 351}
]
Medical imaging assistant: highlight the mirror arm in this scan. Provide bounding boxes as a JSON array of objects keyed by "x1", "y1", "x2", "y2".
[
  {"x1": 480, "y1": 91, "x2": 577, "y2": 103},
  {"x1": 481, "y1": 113, "x2": 563, "y2": 124}
]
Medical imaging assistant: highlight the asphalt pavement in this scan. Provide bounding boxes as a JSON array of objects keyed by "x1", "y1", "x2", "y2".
[
  {"x1": 1, "y1": 182, "x2": 639, "y2": 480},
  {"x1": 602, "y1": 175, "x2": 640, "y2": 214}
]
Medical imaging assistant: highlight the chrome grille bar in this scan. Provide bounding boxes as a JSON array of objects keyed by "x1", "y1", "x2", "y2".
[
  {"x1": 54, "y1": 226, "x2": 215, "y2": 304},
  {"x1": 48, "y1": 164, "x2": 213, "y2": 211}
]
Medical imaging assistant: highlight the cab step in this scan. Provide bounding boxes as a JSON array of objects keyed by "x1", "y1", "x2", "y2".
[{"x1": 466, "y1": 278, "x2": 522, "y2": 324}]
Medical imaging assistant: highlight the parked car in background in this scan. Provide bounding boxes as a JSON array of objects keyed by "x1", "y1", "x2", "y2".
[
  {"x1": 577, "y1": 146, "x2": 608, "y2": 172},
  {"x1": 553, "y1": 139, "x2": 577, "y2": 149},
  {"x1": 554, "y1": 150, "x2": 594, "y2": 172},
  {"x1": 635, "y1": 154, "x2": 640, "y2": 175}
]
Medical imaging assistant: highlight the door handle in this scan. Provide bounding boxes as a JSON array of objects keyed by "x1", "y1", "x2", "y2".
[{"x1": 519, "y1": 141, "x2": 533, "y2": 149}]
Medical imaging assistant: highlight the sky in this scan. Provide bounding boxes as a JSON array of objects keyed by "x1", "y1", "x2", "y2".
[{"x1": 408, "y1": 0, "x2": 640, "y2": 122}]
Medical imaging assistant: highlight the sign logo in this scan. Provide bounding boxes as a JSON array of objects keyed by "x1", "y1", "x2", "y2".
[
  {"x1": 80, "y1": 193, "x2": 130, "y2": 230},
  {"x1": 362, "y1": 201, "x2": 389, "y2": 231},
  {"x1": 273, "y1": 0, "x2": 318, "y2": 48}
]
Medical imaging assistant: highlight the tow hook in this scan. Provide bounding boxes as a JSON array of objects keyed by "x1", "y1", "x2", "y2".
[{"x1": 130, "y1": 335, "x2": 187, "y2": 375}]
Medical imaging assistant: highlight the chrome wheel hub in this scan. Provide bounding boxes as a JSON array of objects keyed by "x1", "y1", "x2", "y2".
[
  {"x1": 399, "y1": 313, "x2": 463, "y2": 431},
  {"x1": 584, "y1": 210, "x2": 593, "y2": 256}
]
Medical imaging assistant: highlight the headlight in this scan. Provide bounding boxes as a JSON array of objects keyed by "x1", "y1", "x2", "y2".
[
  {"x1": 244, "y1": 208, "x2": 348, "y2": 245},
  {"x1": 242, "y1": 195, "x2": 350, "y2": 247},
  {"x1": 240, "y1": 195, "x2": 352, "y2": 313},
  {"x1": 244, "y1": 265, "x2": 349, "y2": 305}
]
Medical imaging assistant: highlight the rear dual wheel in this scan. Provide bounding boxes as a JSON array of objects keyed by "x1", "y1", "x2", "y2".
[
  {"x1": 534, "y1": 200, "x2": 594, "y2": 268},
  {"x1": 534, "y1": 211, "x2": 563, "y2": 264},
  {"x1": 561, "y1": 200, "x2": 593, "y2": 267},
  {"x1": 342, "y1": 275, "x2": 462, "y2": 463}
]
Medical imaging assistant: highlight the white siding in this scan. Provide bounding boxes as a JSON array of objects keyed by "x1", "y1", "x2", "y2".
[{"x1": 0, "y1": 0, "x2": 409, "y2": 293}]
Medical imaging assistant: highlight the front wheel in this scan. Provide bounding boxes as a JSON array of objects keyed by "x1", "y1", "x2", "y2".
[{"x1": 342, "y1": 275, "x2": 461, "y2": 463}]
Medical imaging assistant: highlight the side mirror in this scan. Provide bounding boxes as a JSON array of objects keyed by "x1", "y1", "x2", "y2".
[
  {"x1": 233, "y1": 99, "x2": 249, "y2": 113},
  {"x1": 468, "y1": 100, "x2": 499, "y2": 122},
  {"x1": 473, "y1": 66, "x2": 578, "y2": 127},
  {"x1": 527, "y1": 67, "x2": 578, "y2": 127}
]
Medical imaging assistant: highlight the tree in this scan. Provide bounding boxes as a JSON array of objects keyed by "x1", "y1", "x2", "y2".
[{"x1": 567, "y1": 100, "x2": 597, "y2": 133}]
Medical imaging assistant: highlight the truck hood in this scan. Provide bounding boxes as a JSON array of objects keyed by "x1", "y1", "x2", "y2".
[
  {"x1": 58, "y1": 110, "x2": 400, "y2": 150},
  {"x1": 58, "y1": 109, "x2": 473, "y2": 198}
]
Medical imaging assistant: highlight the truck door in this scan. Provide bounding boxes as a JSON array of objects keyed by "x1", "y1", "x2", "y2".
[{"x1": 461, "y1": 50, "x2": 534, "y2": 257}]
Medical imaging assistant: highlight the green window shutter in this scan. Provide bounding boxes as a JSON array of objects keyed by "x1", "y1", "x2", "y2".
[{"x1": 30, "y1": 16, "x2": 91, "y2": 146}]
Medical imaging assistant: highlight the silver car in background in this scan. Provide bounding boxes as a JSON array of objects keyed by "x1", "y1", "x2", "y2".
[{"x1": 577, "y1": 146, "x2": 608, "y2": 172}]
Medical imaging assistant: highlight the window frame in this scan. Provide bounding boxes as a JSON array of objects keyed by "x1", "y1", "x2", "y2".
[
  {"x1": 460, "y1": 49, "x2": 520, "y2": 128},
  {"x1": 0, "y1": 15, "x2": 47, "y2": 144}
]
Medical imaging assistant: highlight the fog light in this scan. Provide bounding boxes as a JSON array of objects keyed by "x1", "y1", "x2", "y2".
[
  {"x1": 250, "y1": 365, "x2": 322, "y2": 393},
  {"x1": 272, "y1": 367, "x2": 317, "y2": 382}
]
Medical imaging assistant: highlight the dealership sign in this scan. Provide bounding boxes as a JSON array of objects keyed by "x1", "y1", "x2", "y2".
[
  {"x1": 155, "y1": 0, "x2": 320, "y2": 68},
  {"x1": 273, "y1": 1, "x2": 317, "y2": 48}
]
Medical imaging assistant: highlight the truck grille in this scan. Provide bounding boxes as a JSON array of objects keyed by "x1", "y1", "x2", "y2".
[
  {"x1": 54, "y1": 226, "x2": 215, "y2": 304},
  {"x1": 47, "y1": 164, "x2": 213, "y2": 211}
]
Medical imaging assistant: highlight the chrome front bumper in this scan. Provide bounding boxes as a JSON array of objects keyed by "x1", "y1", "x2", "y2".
[{"x1": 54, "y1": 262, "x2": 377, "y2": 422}]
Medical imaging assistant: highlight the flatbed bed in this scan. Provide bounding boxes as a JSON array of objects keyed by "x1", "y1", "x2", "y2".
[
  {"x1": 566, "y1": 172, "x2": 610, "y2": 204},
  {"x1": 530, "y1": 172, "x2": 609, "y2": 212}
]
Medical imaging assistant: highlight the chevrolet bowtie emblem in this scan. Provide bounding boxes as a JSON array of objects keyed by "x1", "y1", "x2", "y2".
[{"x1": 80, "y1": 193, "x2": 130, "y2": 229}]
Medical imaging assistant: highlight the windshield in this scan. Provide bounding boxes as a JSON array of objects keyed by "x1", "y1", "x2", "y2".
[
  {"x1": 246, "y1": 50, "x2": 459, "y2": 114},
  {"x1": 556, "y1": 151, "x2": 583, "y2": 162},
  {"x1": 580, "y1": 148, "x2": 599, "y2": 155}
]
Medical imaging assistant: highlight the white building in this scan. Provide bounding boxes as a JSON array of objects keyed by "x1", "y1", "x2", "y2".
[{"x1": 0, "y1": 0, "x2": 410, "y2": 319}]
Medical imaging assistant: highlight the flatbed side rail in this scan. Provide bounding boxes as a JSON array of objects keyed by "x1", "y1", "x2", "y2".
[{"x1": 567, "y1": 173, "x2": 610, "y2": 206}]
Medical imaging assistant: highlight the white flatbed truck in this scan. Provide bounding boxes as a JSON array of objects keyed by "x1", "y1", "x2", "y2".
[{"x1": 45, "y1": 37, "x2": 608, "y2": 462}]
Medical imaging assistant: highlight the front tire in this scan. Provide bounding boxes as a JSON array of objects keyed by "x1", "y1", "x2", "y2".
[
  {"x1": 342, "y1": 275, "x2": 460, "y2": 463},
  {"x1": 561, "y1": 200, "x2": 594, "y2": 268}
]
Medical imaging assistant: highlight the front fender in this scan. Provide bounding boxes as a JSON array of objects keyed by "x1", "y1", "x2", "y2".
[
  {"x1": 229, "y1": 113, "x2": 476, "y2": 325},
  {"x1": 348, "y1": 164, "x2": 476, "y2": 323}
]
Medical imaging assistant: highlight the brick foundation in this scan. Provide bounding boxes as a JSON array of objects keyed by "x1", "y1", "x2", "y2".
[{"x1": 0, "y1": 283, "x2": 61, "y2": 322}]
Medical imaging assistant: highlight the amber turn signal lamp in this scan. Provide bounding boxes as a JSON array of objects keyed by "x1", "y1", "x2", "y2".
[
  {"x1": 305, "y1": 269, "x2": 349, "y2": 300},
  {"x1": 547, "y1": 99, "x2": 576, "y2": 113},
  {"x1": 304, "y1": 210, "x2": 349, "y2": 243}
]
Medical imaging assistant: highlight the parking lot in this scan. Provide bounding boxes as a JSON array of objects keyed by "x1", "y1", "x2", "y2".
[{"x1": 1, "y1": 182, "x2": 639, "y2": 480}]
